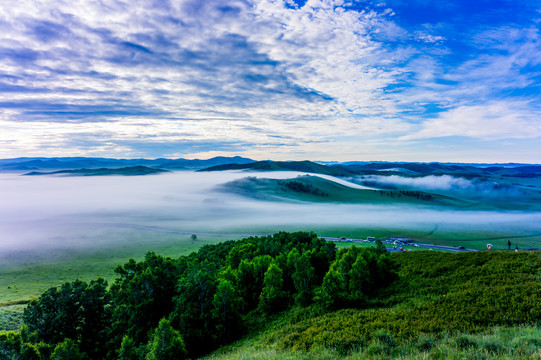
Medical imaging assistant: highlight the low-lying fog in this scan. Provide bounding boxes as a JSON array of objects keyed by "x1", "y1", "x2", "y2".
[
  {"x1": 1, "y1": 171, "x2": 540, "y2": 254},
  {"x1": 349, "y1": 174, "x2": 534, "y2": 199}
]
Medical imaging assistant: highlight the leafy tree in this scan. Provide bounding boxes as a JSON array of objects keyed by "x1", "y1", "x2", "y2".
[
  {"x1": 50, "y1": 339, "x2": 85, "y2": 360},
  {"x1": 292, "y1": 252, "x2": 316, "y2": 306},
  {"x1": 375, "y1": 239, "x2": 386, "y2": 254},
  {"x1": 236, "y1": 259, "x2": 257, "y2": 310},
  {"x1": 145, "y1": 319, "x2": 186, "y2": 360},
  {"x1": 22, "y1": 278, "x2": 110, "y2": 359},
  {"x1": 171, "y1": 260, "x2": 217, "y2": 356},
  {"x1": 320, "y1": 246, "x2": 397, "y2": 309},
  {"x1": 117, "y1": 336, "x2": 140, "y2": 360},
  {"x1": 226, "y1": 243, "x2": 257, "y2": 269},
  {"x1": 109, "y1": 253, "x2": 180, "y2": 351},
  {"x1": 0, "y1": 331, "x2": 40, "y2": 360},
  {"x1": 212, "y1": 279, "x2": 243, "y2": 343},
  {"x1": 258, "y1": 263, "x2": 287, "y2": 314}
]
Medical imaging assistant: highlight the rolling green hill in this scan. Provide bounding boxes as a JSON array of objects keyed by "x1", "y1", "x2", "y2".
[{"x1": 221, "y1": 175, "x2": 475, "y2": 208}]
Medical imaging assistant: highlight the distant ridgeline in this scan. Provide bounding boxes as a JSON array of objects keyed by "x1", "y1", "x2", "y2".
[
  {"x1": 1, "y1": 232, "x2": 539, "y2": 359},
  {"x1": 1, "y1": 156, "x2": 540, "y2": 178},
  {"x1": 207, "y1": 161, "x2": 541, "y2": 211},
  {"x1": 200, "y1": 159, "x2": 541, "y2": 178},
  {"x1": 24, "y1": 166, "x2": 169, "y2": 176},
  {"x1": 0, "y1": 156, "x2": 254, "y2": 172}
]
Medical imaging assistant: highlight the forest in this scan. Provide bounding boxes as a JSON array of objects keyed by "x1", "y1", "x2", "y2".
[{"x1": 1, "y1": 232, "x2": 539, "y2": 359}]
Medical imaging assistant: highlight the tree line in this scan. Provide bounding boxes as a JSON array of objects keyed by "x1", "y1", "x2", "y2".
[{"x1": 0, "y1": 232, "x2": 398, "y2": 360}]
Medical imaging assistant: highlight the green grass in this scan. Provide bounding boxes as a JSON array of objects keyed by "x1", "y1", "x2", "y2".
[
  {"x1": 0, "y1": 229, "x2": 227, "y2": 305},
  {"x1": 0, "y1": 305, "x2": 25, "y2": 332},
  {"x1": 0, "y1": 229, "x2": 230, "y2": 332},
  {"x1": 204, "y1": 325, "x2": 541, "y2": 359}
]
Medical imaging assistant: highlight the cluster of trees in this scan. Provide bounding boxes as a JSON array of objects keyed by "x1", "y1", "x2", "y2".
[
  {"x1": 279, "y1": 180, "x2": 329, "y2": 197},
  {"x1": 378, "y1": 190, "x2": 433, "y2": 201},
  {"x1": 0, "y1": 232, "x2": 398, "y2": 359}
]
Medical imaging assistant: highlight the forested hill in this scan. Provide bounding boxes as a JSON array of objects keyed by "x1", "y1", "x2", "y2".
[{"x1": 1, "y1": 232, "x2": 539, "y2": 359}]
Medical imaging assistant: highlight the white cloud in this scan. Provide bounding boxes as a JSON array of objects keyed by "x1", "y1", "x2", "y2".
[
  {"x1": 403, "y1": 101, "x2": 541, "y2": 140},
  {"x1": 0, "y1": 0, "x2": 539, "y2": 161}
]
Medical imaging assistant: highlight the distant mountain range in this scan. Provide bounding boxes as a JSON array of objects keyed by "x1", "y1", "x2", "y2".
[
  {"x1": 199, "y1": 160, "x2": 541, "y2": 179},
  {"x1": 1, "y1": 157, "x2": 540, "y2": 178},
  {"x1": 25, "y1": 166, "x2": 168, "y2": 177},
  {"x1": 0, "y1": 156, "x2": 253, "y2": 172}
]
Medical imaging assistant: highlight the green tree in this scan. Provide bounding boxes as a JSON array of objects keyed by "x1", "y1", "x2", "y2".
[
  {"x1": 117, "y1": 336, "x2": 139, "y2": 360},
  {"x1": 320, "y1": 246, "x2": 397, "y2": 309},
  {"x1": 236, "y1": 259, "x2": 257, "y2": 310},
  {"x1": 258, "y1": 263, "x2": 287, "y2": 314},
  {"x1": 50, "y1": 339, "x2": 85, "y2": 360},
  {"x1": 145, "y1": 319, "x2": 186, "y2": 360},
  {"x1": 375, "y1": 239, "x2": 386, "y2": 254},
  {"x1": 212, "y1": 279, "x2": 242, "y2": 343},
  {"x1": 292, "y1": 252, "x2": 316, "y2": 306},
  {"x1": 109, "y1": 253, "x2": 179, "y2": 351},
  {"x1": 171, "y1": 260, "x2": 217, "y2": 356},
  {"x1": 0, "y1": 331, "x2": 40, "y2": 360},
  {"x1": 226, "y1": 243, "x2": 257, "y2": 269},
  {"x1": 22, "y1": 278, "x2": 110, "y2": 359}
]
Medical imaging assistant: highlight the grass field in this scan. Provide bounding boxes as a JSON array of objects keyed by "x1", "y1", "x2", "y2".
[
  {"x1": 0, "y1": 228, "x2": 227, "y2": 305},
  {"x1": 204, "y1": 325, "x2": 541, "y2": 359}
]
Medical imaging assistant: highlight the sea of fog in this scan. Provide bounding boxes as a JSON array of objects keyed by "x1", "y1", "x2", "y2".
[{"x1": 1, "y1": 171, "x2": 541, "y2": 254}]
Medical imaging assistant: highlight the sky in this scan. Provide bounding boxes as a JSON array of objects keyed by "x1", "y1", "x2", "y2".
[{"x1": 0, "y1": 0, "x2": 540, "y2": 162}]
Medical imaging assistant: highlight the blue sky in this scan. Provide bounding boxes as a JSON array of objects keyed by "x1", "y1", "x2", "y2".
[{"x1": 0, "y1": 0, "x2": 540, "y2": 162}]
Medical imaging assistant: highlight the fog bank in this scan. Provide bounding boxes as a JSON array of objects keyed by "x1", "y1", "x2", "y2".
[{"x1": 1, "y1": 171, "x2": 540, "y2": 254}]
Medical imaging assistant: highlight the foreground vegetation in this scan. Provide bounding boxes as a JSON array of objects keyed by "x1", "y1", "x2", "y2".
[
  {"x1": 1, "y1": 232, "x2": 540, "y2": 359},
  {"x1": 206, "y1": 325, "x2": 541, "y2": 359}
]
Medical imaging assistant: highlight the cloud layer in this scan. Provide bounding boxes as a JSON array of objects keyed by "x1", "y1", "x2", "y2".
[{"x1": 0, "y1": 0, "x2": 540, "y2": 161}]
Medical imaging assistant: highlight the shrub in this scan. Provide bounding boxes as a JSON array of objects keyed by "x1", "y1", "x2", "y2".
[
  {"x1": 455, "y1": 336, "x2": 477, "y2": 349},
  {"x1": 416, "y1": 333, "x2": 435, "y2": 351}
]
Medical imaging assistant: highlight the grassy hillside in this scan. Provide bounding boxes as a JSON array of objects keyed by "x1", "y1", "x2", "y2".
[
  {"x1": 222, "y1": 175, "x2": 474, "y2": 208},
  {"x1": 207, "y1": 251, "x2": 541, "y2": 359}
]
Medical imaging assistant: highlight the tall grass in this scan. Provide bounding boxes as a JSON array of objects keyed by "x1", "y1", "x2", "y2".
[{"x1": 205, "y1": 326, "x2": 541, "y2": 360}]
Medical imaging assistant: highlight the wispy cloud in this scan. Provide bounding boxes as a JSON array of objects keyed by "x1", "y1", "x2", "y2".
[{"x1": 0, "y1": 0, "x2": 539, "y2": 161}]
